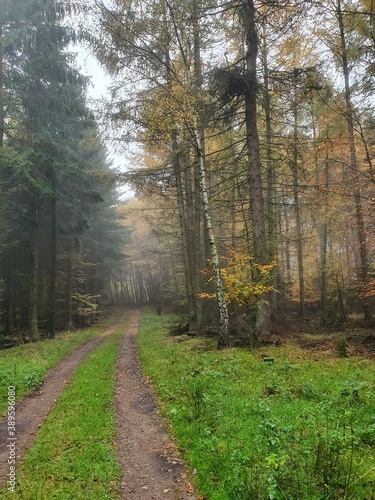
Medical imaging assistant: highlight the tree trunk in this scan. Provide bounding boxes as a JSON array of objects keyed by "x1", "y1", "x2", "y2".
[
  {"x1": 0, "y1": 22, "x2": 4, "y2": 147},
  {"x1": 337, "y1": 0, "x2": 370, "y2": 322},
  {"x1": 4, "y1": 257, "x2": 10, "y2": 334},
  {"x1": 291, "y1": 89, "x2": 305, "y2": 317},
  {"x1": 49, "y1": 182, "x2": 57, "y2": 338},
  {"x1": 318, "y1": 141, "x2": 330, "y2": 322},
  {"x1": 230, "y1": 140, "x2": 238, "y2": 247},
  {"x1": 192, "y1": 0, "x2": 229, "y2": 348},
  {"x1": 164, "y1": 23, "x2": 201, "y2": 331},
  {"x1": 261, "y1": 23, "x2": 276, "y2": 259},
  {"x1": 185, "y1": 149, "x2": 203, "y2": 325},
  {"x1": 195, "y1": 123, "x2": 229, "y2": 349},
  {"x1": 172, "y1": 131, "x2": 200, "y2": 330},
  {"x1": 29, "y1": 198, "x2": 39, "y2": 340},
  {"x1": 282, "y1": 191, "x2": 292, "y2": 289},
  {"x1": 66, "y1": 241, "x2": 74, "y2": 330},
  {"x1": 244, "y1": 0, "x2": 271, "y2": 336},
  {"x1": 261, "y1": 23, "x2": 278, "y2": 317}
]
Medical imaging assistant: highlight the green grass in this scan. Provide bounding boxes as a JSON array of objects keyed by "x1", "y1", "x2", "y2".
[
  {"x1": 0, "y1": 313, "x2": 128, "y2": 499},
  {"x1": 137, "y1": 311, "x2": 375, "y2": 500},
  {"x1": 0, "y1": 309, "x2": 119, "y2": 415}
]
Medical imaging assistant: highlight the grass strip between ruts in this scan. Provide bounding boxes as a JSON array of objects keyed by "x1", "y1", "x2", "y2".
[
  {"x1": 0, "y1": 309, "x2": 120, "y2": 416},
  {"x1": 0, "y1": 313, "x2": 129, "y2": 499}
]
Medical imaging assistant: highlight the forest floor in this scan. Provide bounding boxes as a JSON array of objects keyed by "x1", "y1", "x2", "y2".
[
  {"x1": 0, "y1": 308, "x2": 194, "y2": 499},
  {"x1": 275, "y1": 314, "x2": 375, "y2": 360},
  {"x1": 1, "y1": 307, "x2": 373, "y2": 498}
]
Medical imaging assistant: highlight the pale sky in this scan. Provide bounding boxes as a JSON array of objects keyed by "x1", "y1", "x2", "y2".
[{"x1": 75, "y1": 48, "x2": 135, "y2": 201}]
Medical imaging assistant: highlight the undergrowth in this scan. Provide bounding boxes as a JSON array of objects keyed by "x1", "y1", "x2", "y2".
[{"x1": 137, "y1": 311, "x2": 375, "y2": 500}]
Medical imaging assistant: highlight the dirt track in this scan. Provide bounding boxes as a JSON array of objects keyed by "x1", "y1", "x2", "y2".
[
  {"x1": 114, "y1": 309, "x2": 194, "y2": 499},
  {"x1": 0, "y1": 308, "x2": 194, "y2": 498},
  {"x1": 0, "y1": 308, "x2": 128, "y2": 489}
]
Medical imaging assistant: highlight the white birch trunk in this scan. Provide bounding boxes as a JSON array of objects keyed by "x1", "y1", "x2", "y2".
[{"x1": 194, "y1": 120, "x2": 229, "y2": 349}]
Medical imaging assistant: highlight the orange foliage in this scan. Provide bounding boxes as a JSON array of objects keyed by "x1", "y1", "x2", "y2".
[{"x1": 199, "y1": 248, "x2": 276, "y2": 309}]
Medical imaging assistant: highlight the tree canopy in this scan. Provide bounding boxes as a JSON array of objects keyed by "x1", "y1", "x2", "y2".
[{"x1": 1, "y1": 0, "x2": 375, "y2": 347}]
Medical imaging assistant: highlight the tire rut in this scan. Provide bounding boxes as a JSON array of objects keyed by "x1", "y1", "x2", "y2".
[{"x1": 115, "y1": 310, "x2": 195, "y2": 500}]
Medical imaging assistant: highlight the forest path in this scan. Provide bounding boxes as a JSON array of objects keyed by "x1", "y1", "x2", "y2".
[
  {"x1": 114, "y1": 309, "x2": 195, "y2": 499},
  {"x1": 0, "y1": 307, "x2": 128, "y2": 489},
  {"x1": 0, "y1": 308, "x2": 195, "y2": 498}
]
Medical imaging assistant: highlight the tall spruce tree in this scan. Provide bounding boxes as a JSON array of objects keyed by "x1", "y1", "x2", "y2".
[{"x1": 0, "y1": 0, "x2": 125, "y2": 339}]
